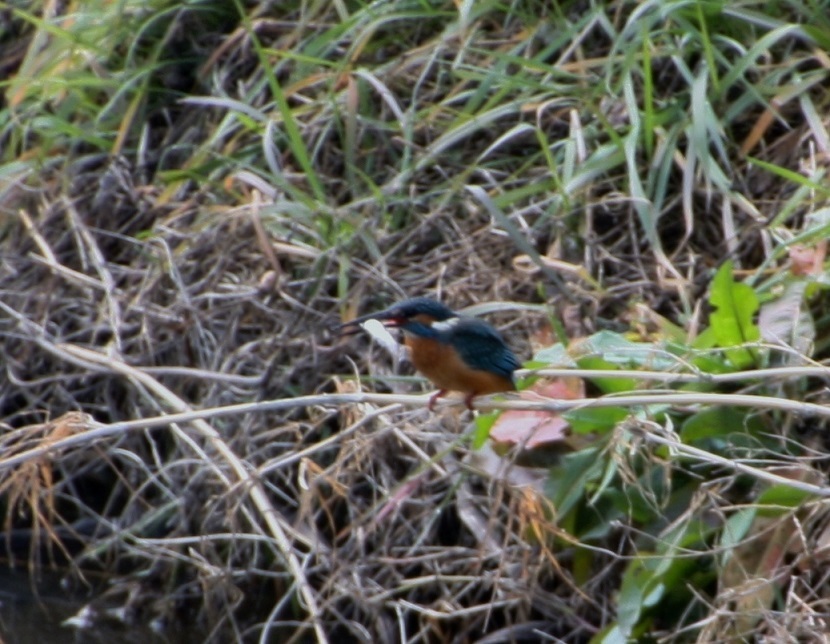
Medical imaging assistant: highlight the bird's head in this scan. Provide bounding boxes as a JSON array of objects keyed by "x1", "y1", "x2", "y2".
[{"x1": 339, "y1": 297, "x2": 456, "y2": 335}]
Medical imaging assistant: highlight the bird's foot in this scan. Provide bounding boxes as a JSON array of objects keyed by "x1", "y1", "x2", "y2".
[
  {"x1": 463, "y1": 393, "x2": 477, "y2": 411},
  {"x1": 428, "y1": 389, "x2": 447, "y2": 411}
]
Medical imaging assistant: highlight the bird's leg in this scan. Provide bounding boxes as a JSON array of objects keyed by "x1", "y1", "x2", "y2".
[
  {"x1": 463, "y1": 392, "x2": 477, "y2": 411},
  {"x1": 428, "y1": 389, "x2": 447, "y2": 411}
]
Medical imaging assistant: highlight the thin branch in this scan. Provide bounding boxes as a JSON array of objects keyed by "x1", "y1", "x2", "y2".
[
  {"x1": 524, "y1": 365, "x2": 830, "y2": 383},
  {"x1": 640, "y1": 430, "x2": 829, "y2": 498},
  {"x1": 3, "y1": 384, "x2": 830, "y2": 497},
  {"x1": 17, "y1": 342, "x2": 329, "y2": 644}
]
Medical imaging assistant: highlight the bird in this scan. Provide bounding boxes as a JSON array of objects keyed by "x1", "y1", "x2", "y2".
[{"x1": 339, "y1": 297, "x2": 520, "y2": 410}]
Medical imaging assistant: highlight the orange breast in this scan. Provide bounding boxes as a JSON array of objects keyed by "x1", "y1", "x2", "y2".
[{"x1": 405, "y1": 335, "x2": 515, "y2": 395}]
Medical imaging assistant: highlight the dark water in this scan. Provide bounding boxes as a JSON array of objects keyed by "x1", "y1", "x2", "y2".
[{"x1": 0, "y1": 567, "x2": 181, "y2": 644}]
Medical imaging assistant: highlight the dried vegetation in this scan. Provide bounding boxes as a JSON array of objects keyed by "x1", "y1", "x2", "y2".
[{"x1": 2, "y1": 1, "x2": 830, "y2": 642}]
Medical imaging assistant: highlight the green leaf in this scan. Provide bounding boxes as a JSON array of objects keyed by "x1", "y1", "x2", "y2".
[
  {"x1": 545, "y1": 447, "x2": 604, "y2": 518},
  {"x1": 532, "y1": 343, "x2": 575, "y2": 366},
  {"x1": 564, "y1": 406, "x2": 629, "y2": 434},
  {"x1": 616, "y1": 557, "x2": 665, "y2": 636},
  {"x1": 708, "y1": 261, "x2": 761, "y2": 368},
  {"x1": 471, "y1": 412, "x2": 498, "y2": 449},
  {"x1": 592, "y1": 624, "x2": 627, "y2": 644},
  {"x1": 719, "y1": 507, "x2": 756, "y2": 557},
  {"x1": 576, "y1": 355, "x2": 638, "y2": 393},
  {"x1": 573, "y1": 331, "x2": 680, "y2": 370},
  {"x1": 756, "y1": 484, "x2": 815, "y2": 516},
  {"x1": 681, "y1": 406, "x2": 760, "y2": 443}
]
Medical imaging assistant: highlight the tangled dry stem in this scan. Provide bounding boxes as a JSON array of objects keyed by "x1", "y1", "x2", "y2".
[{"x1": 3, "y1": 2, "x2": 830, "y2": 642}]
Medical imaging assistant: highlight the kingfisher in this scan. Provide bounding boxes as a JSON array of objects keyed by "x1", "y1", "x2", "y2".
[{"x1": 340, "y1": 297, "x2": 520, "y2": 410}]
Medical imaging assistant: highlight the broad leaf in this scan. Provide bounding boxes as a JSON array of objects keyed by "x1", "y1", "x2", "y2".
[{"x1": 708, "y1": 261, "x2": 761, "y2": 368}]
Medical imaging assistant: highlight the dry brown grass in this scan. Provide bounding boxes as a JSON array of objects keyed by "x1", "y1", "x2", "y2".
[{"x1": 3, "y1": 1, "x2": 830, "y2": 642}]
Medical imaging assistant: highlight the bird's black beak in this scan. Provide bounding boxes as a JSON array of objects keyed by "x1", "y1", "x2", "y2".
[{"x1": 336, "y1": 308, "x2": 404, "y2": 336}]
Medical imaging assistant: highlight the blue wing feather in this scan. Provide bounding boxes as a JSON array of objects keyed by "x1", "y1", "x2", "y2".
[{"x1": 444, "y1": 318, "x2": 520, "y2": 380}]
